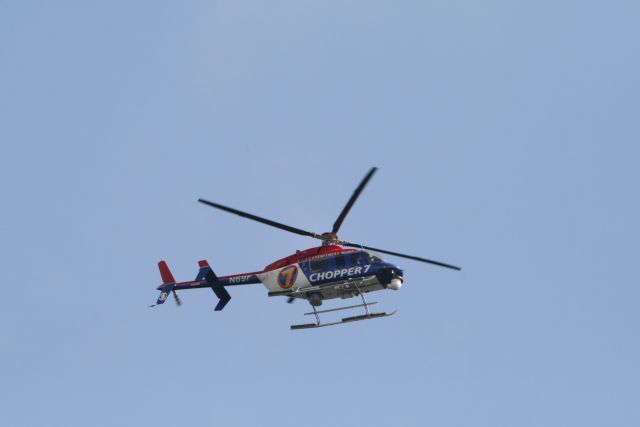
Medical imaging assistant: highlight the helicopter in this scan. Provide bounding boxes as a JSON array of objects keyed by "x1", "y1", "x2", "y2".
[{"x1": 151, "y1": 167, "x2": 461, "y2": 329}]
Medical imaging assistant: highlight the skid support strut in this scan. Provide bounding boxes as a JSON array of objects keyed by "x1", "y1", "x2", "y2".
[
  {"x1": 311, "y1": 304, "x2": 321, "y2": 326},
  {"x1": 353, "y1": 283, "x2": 370, "y2": 316}
]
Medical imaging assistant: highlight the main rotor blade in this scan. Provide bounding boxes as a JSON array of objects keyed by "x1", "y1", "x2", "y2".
[
  {"x1": 332, "y1": 167, "x2": 378, "y2": 234},
  {"x1": 343, "y1": 242, "x2": 462, "y2": 271},
  {"x1": 198, "y1": 198, "x2": 321, "y2": 239}
]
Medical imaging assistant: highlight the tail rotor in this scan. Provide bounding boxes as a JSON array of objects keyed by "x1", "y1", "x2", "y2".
[{"x1": 172, "y1": 290, "x2": 182, "y2": 306}]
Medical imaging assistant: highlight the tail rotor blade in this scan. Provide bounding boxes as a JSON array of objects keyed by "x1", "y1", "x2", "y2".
[{"x1": 172, "y1": 290, "x2": 182, "y2": 306}]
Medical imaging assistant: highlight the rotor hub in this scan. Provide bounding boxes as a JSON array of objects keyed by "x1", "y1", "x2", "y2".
[{"x1": 321, "y1": 232, "x2": 340, "y2": 246}]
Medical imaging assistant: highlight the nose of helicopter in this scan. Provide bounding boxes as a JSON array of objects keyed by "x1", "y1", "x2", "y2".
[
  {"x1": 389, "y1": 263, "x2": 403, "y2": 278},
  {"x1": 377, "y1": 262, "x2": 404, "y2": 290}
]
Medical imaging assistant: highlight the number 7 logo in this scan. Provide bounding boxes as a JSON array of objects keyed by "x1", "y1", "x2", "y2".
[{"x1": 277, "y1": 265, "x2": 298, "y2": 289}]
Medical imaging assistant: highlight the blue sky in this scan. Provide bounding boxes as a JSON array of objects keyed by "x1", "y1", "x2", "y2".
[{"x1": 1, "y1": 1, "x2": 639, "y2": 426}]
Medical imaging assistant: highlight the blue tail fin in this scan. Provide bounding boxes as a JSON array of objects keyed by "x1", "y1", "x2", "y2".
[
  {"x1": 195, "y1": 260, "x2": 210, "y2": 281},
  {"x1": 211, "y1": 286, "x2": 231, "y2": 311}
]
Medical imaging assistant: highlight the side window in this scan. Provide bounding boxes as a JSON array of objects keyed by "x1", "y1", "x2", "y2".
[
  {"x1": 334, "y1": 255, "x2": 346, "y2": 269},
  {"x1": 350, "y1": 252, "x2": 364, "y2": 265},
  {"x1": 310, "y1": 258, "x2": 329, "y2": 271}
]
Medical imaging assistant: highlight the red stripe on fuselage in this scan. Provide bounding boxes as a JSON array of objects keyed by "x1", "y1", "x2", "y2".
[{"x1": 263, "y1": 245, "x2": 358, "y2": 271}]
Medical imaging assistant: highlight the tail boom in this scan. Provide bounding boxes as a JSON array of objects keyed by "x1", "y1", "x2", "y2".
[{"x1": 153, "y1": 260, "x2": 262, "y2": 310}]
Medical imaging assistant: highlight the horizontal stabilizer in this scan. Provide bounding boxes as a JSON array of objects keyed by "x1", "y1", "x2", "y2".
[
  {"x1": 211, "y1": 286, "x2": 231, "y2": 311},
  {"x1": 201, "y1": 262, "x2": 230, "y2": 311},
  {"x1": 204, "y1": 269, "x2": 220, "y2": 285}
]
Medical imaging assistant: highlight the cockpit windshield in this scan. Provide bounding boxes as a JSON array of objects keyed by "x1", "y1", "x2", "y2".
[{"x1": 369, "y1": 255, "x2": 385, "y2": 263}]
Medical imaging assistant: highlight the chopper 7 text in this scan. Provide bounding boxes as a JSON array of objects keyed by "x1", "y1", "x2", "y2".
[{"x1": 151, "y1": 167, "x2": 461, "y2": 329}]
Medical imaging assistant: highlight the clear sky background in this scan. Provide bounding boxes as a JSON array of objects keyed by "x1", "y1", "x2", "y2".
[{"x1": 1, "y1": 1, "x2": 639, "y2": 426}]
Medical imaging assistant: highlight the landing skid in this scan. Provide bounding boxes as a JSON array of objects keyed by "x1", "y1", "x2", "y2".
[
  {"x1": 291, "y1": 310, "x2": 396, "y2": 330},
  {"x1": 290, "y1": 286, "x2": 396, "y2": 330}
]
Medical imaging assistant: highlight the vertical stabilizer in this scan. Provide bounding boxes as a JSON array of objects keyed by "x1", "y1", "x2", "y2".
[{"x1": 158, "y1": 260, "x2": 176, "y2": 284}]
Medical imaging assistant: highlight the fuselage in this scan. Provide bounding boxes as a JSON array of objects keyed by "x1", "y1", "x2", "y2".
[{"x1": 166, "y1": 245, "x2": 404, "y2": 304}]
